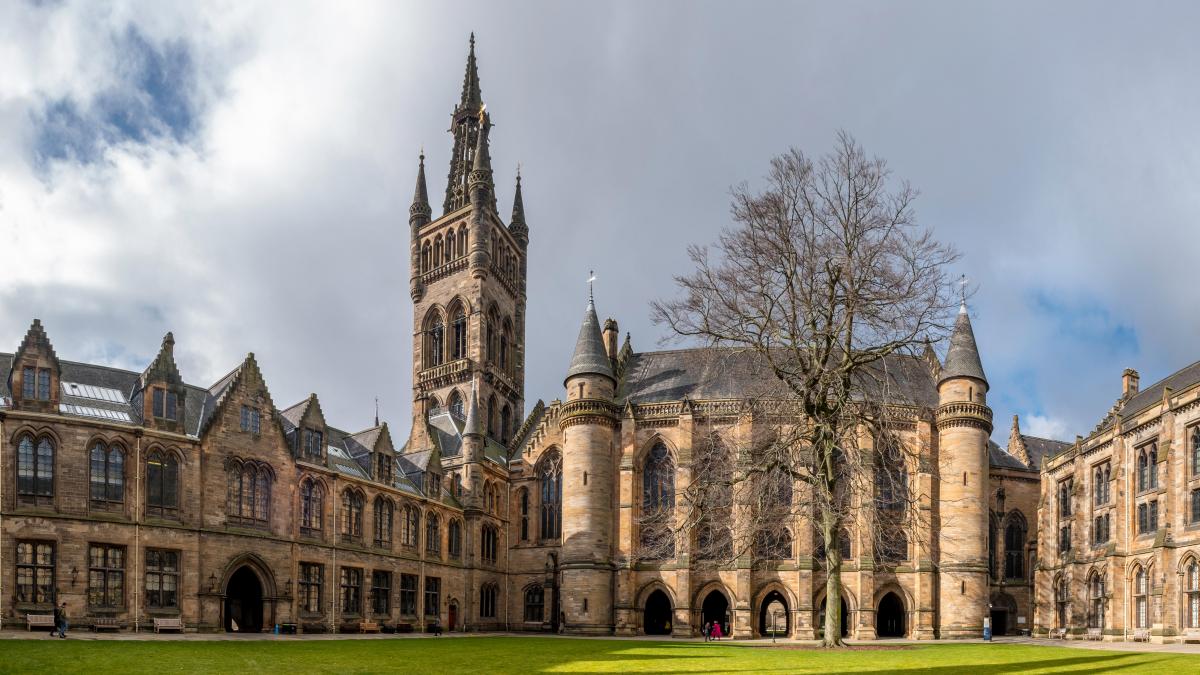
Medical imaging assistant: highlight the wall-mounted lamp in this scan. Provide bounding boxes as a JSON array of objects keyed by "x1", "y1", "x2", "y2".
[
  {"x1": 208, "y1": 573, "x2": 218, "y2": 593},
  {"x1": 70, "y1": 567, "x2": 78, "y2": 588}
]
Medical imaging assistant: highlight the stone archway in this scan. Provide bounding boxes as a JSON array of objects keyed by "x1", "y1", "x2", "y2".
[
  {"x1": 990, "y1": 592, "x2": 1017, "y2": 636},
  {"x1": 644, "y1": 589, "x2": 673, "y2": 635},
  {"x1": 758, "y1": 590, "x2": 790, "y2": 637},
  {"x1": 817, "y1": 594, "x2": 849, "y2": 638},
  {"x1": 224, "y1": 566, "x2": 264, "y2": 633},
  {"x1": 877, "y1": 592, "x2": 905, "y2": 637},
  {"x1": 701, "y1": 589, "x2": 730, "y2": 637}
]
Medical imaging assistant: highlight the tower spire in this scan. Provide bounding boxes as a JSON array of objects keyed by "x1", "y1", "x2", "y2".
[
  {"x1": 460, "y1": 32, "x2": 482, "y2": 110},
  {"x1": 509, "y1": 167, "x2": 528, "y2": 245},
  {"x1": 444, "y1": 34, "x2": 490, "y2": 213},
  {"x1": 409, "y1": 151, "x2": 431, "y2": 226},
  {"x1": 469, "y1": 107, "x2": 496, "y2": 211}
]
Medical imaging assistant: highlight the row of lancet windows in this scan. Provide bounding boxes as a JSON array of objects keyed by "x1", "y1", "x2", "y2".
[
  {"x1": 442, "y1": 388, "x2": 515, "y2": 445},
  {"x1": 419, "y1": 226, "x2": 468, "y2": 274},
  {"x1": 421, "y1": 303, "x2": 517, "y2": 377},
  {"x1": 1053, "y1": 560, "x2": 1200, "y2": 631}
]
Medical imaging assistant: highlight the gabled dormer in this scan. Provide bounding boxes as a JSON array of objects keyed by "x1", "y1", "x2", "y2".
[
  {"x1": 281, "y1": 393, "x2": 327, "y2": 464},
  {"x1": 7, "y1": 319, "x2": 61, "y2": 414},
  {"x1": 346, "y1": 422, "x2": 397, "y2": 485},
  {"x1": 136, "y1": 332, "x2": 188, "y2": 434},
  {"x1": 198, "y1": 353, "x2": 279, "y2": 442}
]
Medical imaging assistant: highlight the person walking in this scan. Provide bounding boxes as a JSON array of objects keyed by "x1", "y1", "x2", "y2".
[
  {"x1": 711, "y1": 621, "x2": 723, "y2": 641},
  {"x1": 52, "y1": 602, "x2": 68, "y2": 638},
  {"x1": 703, "y1": 621, "x2": 711, "y2": 642}
]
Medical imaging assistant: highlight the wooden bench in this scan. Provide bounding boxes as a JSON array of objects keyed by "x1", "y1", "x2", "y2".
[
  {"x1": 26, "y1": 614, "x2": 55, "y2": 631},
  {"x1": 1049, "y1": 627, "x2": 1067, "y2": 639},
  {"x1": 1181, "y1": 628, "x2": 1200, "y2": 643},
  {"x1": 1086, "y1": 627, "x2": 1102, "y2": 641},
  {"x1": 1131, "y1": 628, "x2": 1150, "y2": 642},
  {"x1": 358, "y1": 621, "x2": 380, "y2": 634},
  {"x1": 394, "y1": 622, "x2": 414, "y2": 634},
  {"x1": 91, "y1": 617, "x2": 122, "y2": 632},
  {"x1": 153, "y1": 617, "x2": 184, "y2": 633}
]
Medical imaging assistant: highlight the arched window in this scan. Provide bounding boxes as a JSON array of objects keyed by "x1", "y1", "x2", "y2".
[
  {"x1": 812, "y1": 526, "x2": 852, "y2": 564},
  {"x1": 433, "y1": 235, "x2": 442, "y2": 267},
  {"x1": 480, "y1": 583, "x2": 498, "y2": 619},
  {"x1": 500, "y1": 319, "x2": 512, "y2": 373},
  {"x1": 988, "y1": 516, "x2": 998, "y2": 581},
  {"x1": 89, "y1": 441, "x2": 124, "y2": 507},
  {"x1": 754, "y1": 527, "x2": 793, "y2": 560},
  {"x1": 487, "y1": 395, "x2": 497, "y2": 438},
  {"x1": 877, "y1": 526, "x2": 908, "y2": 565},
  {"x1": 519, "y1": 488, "x2": 530, "y2": 541},
  {"x1": 448, "y1": 519, "x2": 462, "y2": 558},
  {"x1": 374, "y1": 496, "x2": 393, "y2": 548},
  {"x1": 875, "y1": 442, "x2": 907, "y2": 511},
  {"x1": 1134, "y1": 567, "x2": 1149, "y2": 628},
  {"x1": 1185, "y1": 561, "x2": 1200, "y2": 629},
  {"x1": 448, "y1": 390, "x2": 465, "y2": 418},
  {"x1": 401, "y1": 505, "x2": 419, "y2": 547},
  {"x1": 421, "y1": 241, "x2": 431, "y2": 273},
  {"x1": 641, "y1": 443, "x2": 676, "y2": 558},
  {"x1": 486, "y1": 308, "x2": 499, "y2": 363},
  {"x1": 1089, "y1": 573, "x2": 1106, "y2": 629},
  {"x1": 16, "y1": 435, "x2": 54, "y2": 504},
  {"x1": 1004, "y1": 516, "x2": 1027, "y2": 580},
  {"x1": 457, "y1": 227, "x2": 467, "y2": 258},
  {"x1": 1056, "y1": 576, "x2": 1071, "y2": 629},
  {"x1": 500, "y1": 404, "x2": 512, "y2": 444},
  {"x1": 424, "y1": 312, "x2": 445, "y2": 368},
  {"x1": 445, "y1": 232, "x2": 454, "y2": 262},
  {"x1": 1192, "y1": 428, "x2": 1200, "y2": 478},
  {"x1": 1138, "y1": 443, "x2": 1158, "y2": 491},
  {"x1": 146, "y1": 450, "x2": 180, "y2": 520},
  {"x1": 341, "y1": 489, "x2": 364, "y2": 542},
  {"x1": 299, "y1": 478, "x2": 323, "y2": 535},
  {"x1": 539, "y1": 449, "x2": 562, "y2": 540},
  {"x1": 451, "y1": 305, "x2": 467, "y2": 360},
  {"x1": 482, "y1": 524, "x2": 498, "y2": 564},
  {"x1": 524, "y1": 585, "x2": 544, "y2": 623},
  {"x1": 425, "y1": 512, "x2": 441, "y2": 554},
  {"x1": 227, "y1": 459, "x2": 271, "y2": 527}
]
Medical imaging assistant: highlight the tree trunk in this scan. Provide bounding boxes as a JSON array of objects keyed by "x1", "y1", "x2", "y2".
[{"x1": 822, "y1": 512, "x2": 845, "y2": 647}]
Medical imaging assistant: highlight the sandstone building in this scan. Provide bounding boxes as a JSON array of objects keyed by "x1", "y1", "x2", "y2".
[{"x1": 2, "y1": 36, "x2": 1188, "y2": 642}]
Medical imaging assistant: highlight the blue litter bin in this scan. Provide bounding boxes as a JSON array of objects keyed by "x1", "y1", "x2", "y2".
[{"x1": 983, "y1": 617, "x2": 992, "y2": 641}]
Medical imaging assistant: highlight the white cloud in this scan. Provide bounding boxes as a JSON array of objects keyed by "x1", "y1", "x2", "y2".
[{"x1": 1022, "y1": 415, "x2": 1071, "y2": 443}]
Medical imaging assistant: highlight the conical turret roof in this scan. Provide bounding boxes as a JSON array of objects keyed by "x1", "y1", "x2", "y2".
[
  {"x1": 463, "y1": 381, "x2": 482, "y2": 437},
  {"x1": 410, "y1": 152, "x2": 430, "y2": 221},
  {"x1": 565, "y1": 297, "x2": 614, "y2": 385},
  {"x1": 459, "y1": 32, "x2": 482, "y2": 111},
  {"x1": 939, "y1": 303, "x2": 987, "y2": 388}
]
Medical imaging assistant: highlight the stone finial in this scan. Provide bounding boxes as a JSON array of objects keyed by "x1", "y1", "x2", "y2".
[{"x1": 1008, "y1": 414, "x2": 1030, "y2": 466}]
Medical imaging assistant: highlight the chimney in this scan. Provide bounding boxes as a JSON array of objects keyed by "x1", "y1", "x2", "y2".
[
  {"x1": 1122, "y1": 368, "x2": 1140, "y2": 397},
  {"x1": 602, "y1": 318, "x2": 619, "y2": 360}
]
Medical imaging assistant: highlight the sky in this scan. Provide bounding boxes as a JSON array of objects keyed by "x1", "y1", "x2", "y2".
[{"x1": 2, "y1": 0, "x2": 1200, "y2": 445}]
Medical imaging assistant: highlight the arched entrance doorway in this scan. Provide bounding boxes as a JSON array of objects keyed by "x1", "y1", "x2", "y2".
[
  {"x1": 990, "y1": 592, "x2": 1017, "y2": 636},
  {"x1": 701, "y1": 590, "x2": 730, "y2": 636},
  {"x1": 877, "y1": 592, "x2": 905, "y2": 637},
  {"x1": 817, "y1": 594, "x2": 849, "y2": 638},
  {"x1": 644, "y1": 589, "x2": 673, "y2": 635},
  {"x1": 224, "y1": 566, "x2": 264, "y2": 633},
  {"x1": 448, "y1": 602, "x2": 458, "y2": 631},
  {"x1": 758, "y1": 590, "x2": 790, "y2": 637}
]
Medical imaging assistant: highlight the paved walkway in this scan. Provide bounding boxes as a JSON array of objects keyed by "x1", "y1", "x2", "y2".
[{"x1": 2, "y1": 629, "x2": 1199, "y2": 654}]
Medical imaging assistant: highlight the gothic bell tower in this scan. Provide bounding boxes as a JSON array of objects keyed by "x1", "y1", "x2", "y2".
[{"x1": 407, "y1": 34, "x2": 528, "y2": 455}]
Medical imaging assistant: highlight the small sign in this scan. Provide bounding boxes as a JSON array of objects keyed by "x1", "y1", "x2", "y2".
[{"x1": 1017, "y1": 616, "x2": 1026, "y2": 624}]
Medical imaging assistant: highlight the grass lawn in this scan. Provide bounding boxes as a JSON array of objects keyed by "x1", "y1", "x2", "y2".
[{"x1": 2, "y1": 636, "x2": 1199, "y2": 674}]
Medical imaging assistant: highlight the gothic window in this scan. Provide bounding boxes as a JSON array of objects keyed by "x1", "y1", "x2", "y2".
[
  {"x1": 87, "y1": 544, "x2": 125, "y2": 609},
  {"x1": 1186, "y1": 561, "x2": 1200, "y2": 629},
  {"x1": 89, "y1": 441, "x2": 124, "y2": 507},
  {"x1": 426, "y1": 512, "x2": 441, "y2": 555},
  {"x1": 16, "y1": 435, "x2": 54, "y2": 504},
  {"x1": 486, "y1": 308, "x2": 500, "y2": 363},
  {"x1": 433, "y1": 235, "x2": 442, "y2": 267},
  {"x1": 988, "y1": 517, "x2": 998, "y2": 580},
  {"x1": 146, "y1": 449, "x2": 180, "y2": 520},
  {"x1": 448, "y1": 519, "x2": 462, "y2": 558},
  {"x1": 1192, "y1": 427, "x2": 1200, "y2": 477},
  {"x1": 1094, "y1": 462, "x2": 1111, "y2": 505},
  {"x1": 374, "y1": 496, "x2": 393, "y2": 548},
  {"x1": 15, "y1": 541, "x2": 55, "y2": 604},
  {"x1": 519, "y1": 488, "x2": 530, "y2": 541},
  {"x1": 341, "y1": 489, "x2": 364, "y2": 542},
  {"x1": 1056, "y1": 576, "x2": 1070, "y2": 629},
  {"x1": 1138, "y1": 443, "x2": 1158, "y2": 492},
  {"x1": 500, "y1": 404, "x2": 512, "y2": 444},
  {"x1": 1059, "y1": 524, "x2": 1071, "y2": 554},
  {"x1": 145, "y1": 549, "x2": 179, "y2": 610},
  {"x1": 539, "y1": 449, "x2": 562, "y2": 541},
  {"x1": 482, "y1": 524, "x2": 498, "y2": 565},
  {"x1": 480, "y1": 583, "x2": 498, "y2": 619},
  {"x1": 1004, "y1": 516, "x2": 1027, "y2": 580},
  {"x1": 524, "y1": 585, "x2": 544, "y2": 623},
  {"x1": 448, "y1": 390, "x2": 465, "y2": 418},
  {"x1": 445, "y1": 232, "x2": 454, "y2": 262},
  {"x1": 1057, "y1": 479, "x2": 1072, "y2": 517},
  {"x1": 500, "y1": 319, "x2": 512, "y2": 373},
  {"x1": 641, "y1": 443, "x2": 676, "y2": 559},
  {"x1": 696, "y1": 524, "x2": 733, "y2": 561},
  {"x1": 1134, "y1": 567, "x2": 1149, "y2": 628},
  {"x1": 300, "y1": 478, "x2": 323, "y2": 535},
  {"x1": 876, "y1": 525, "x2": 908, "y2": 565},
  {"x1": 754, "y1": 526, "x2": 793, "y2": 560},
  {"x1": 421, "y1": 241, "x2": 431, "y2": 273},
  {"x1": 401, "y1": 505, "x2": 419, "y2": 547},
  {"x1": 226, "y1": 459, "x2": 271, "y2": 527},
  {"x1": 874, "y1": 442, "x2": 907, "y2": 511},
  {"x1": 457, "y1": 227, "x2": 467, "y2": 258},
  {"x1": 424, "y1": 312, "x2": 445, "y2": 368},
  {"x1": 1088, "y1": 573, "x2": 1106, "y2": 629},
  {"x1": 1192, "y1": 488, "x2": 1200, "y2": 524},
  {"x1": 451, "y1": 306, "x2": 467, "y2": 360},
  {"x1": 487, "y1": 395, "x2": 497, "y2": 438}
]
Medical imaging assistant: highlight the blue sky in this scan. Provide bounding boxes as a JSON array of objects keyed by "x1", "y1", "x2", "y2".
[{"x1": 3, "y1": 1, "x2": 1200, "y2": 444}]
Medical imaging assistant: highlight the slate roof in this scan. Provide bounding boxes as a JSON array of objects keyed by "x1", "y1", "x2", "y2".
[
  {"x1": 565, "y1": 299, "x2": 614, "y2": 384},
  {"x1": 939, "y1": 306, "x2": 987, "y2": 386},
  {"x1": 1119, "y1": 359, "x2": 1200, "y2": 423},
  {"x1": 1022, "y1": 435, "x2": 1070, "y2": 468},
  {"x1": 617, "y1": 348, "x2": 938, "y2": 409}
]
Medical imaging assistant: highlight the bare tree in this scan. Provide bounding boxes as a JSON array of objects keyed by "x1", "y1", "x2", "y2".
[{"x1": 650, "y1": 132, "x2": 958, "y2": 647}]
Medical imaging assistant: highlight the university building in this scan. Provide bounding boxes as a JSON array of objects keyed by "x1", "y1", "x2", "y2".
[{"x1": 1, "y1": 36, "x2": 1196, "y2": 642}]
